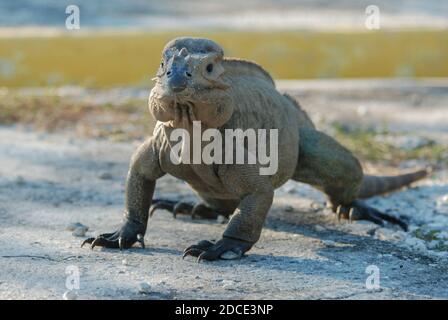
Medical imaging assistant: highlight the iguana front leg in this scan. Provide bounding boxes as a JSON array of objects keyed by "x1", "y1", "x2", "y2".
[
  {"x1": 82, "y1": 138, "x2": 164, "y2": 249},
  {"x1": 183, "y1": 164, "x2": 274, "y2": 261}
]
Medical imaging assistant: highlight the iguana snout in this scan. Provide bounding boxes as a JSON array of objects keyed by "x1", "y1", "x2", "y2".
[{"x1": 166, "y1": 48, "x2": 190, "y2": 93}]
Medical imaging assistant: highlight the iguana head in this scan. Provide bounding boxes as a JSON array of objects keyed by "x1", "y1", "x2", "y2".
[{"x1": 149, "y1": 37, "x2": 233, "y2": 128}]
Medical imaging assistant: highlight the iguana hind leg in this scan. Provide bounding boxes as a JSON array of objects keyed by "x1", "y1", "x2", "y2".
[{"x1": 293, "y1": 128, "x2": 408, "y2": 230}]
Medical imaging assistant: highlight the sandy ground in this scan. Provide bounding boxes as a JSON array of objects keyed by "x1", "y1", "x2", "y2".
[{"x1": 0, "y1": 80, "x2": 448, "y2": 300}]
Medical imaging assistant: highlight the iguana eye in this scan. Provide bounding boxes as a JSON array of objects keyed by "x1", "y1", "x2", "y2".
[
  {"x1": 206, "y1": 63, "x2": 213, "y2": 73},
  {"x1": 160, "y1": 61, "x2": 164, "y2": 68}
]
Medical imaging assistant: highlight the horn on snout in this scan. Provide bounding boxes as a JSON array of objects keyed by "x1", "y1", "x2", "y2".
[{"x1": 179, "y1": 47, "x2": 189, "y2": 57}]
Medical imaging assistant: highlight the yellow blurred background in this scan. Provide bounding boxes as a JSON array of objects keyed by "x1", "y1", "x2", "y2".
[
  {"x1": 0, "y1": 30, "x2": 447, "y2": 87},
  {"x1": 1, "y1": 0, "x2": 447, "y2": 87}
]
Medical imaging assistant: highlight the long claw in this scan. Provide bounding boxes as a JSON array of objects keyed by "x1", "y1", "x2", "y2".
[
  {"x1": 183, "y1": 248, "x2": 204, "y2": 259},
  {"x1": 348, "y1": 208, "x2": 354, "y2": 223},
  {"x1": 197, "y1": 252, "x2": 205, "y2": 263},
  {"x1": 91, "y1": 237, "x2": 106, "y2": 250},
  {"x1": 173, "y1": 202, "x2": 194, "y2": 218},
  {"x1": 336, "y1": 205, "x2": 342, "y2": 222},
  {"x1": 81, "y1": 238, "x2": 94, "y2": 248},
  {"x1": 149, "y1": 201, "x2": 175, "y2": 217},
  {"x1": 118, "y1": 237, "x2": 123, "y2": 250}
]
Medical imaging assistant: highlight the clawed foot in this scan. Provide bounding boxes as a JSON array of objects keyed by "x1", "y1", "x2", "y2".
[
  {"x1": 150, "y1": 198, "x2": 222, "y2": 219},
  {"x1": 183, "y1": 238, "x2": 253, "y2": 262},
  {"x1": 335, "y1": 200, "x2": 408, "y2": 231},
  {"x1": 81, "y1": 219, "x2": 146, "y2": 250}
]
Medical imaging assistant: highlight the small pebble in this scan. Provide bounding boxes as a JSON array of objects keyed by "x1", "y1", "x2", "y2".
[
  {"x1": 216, "y1": 215, "x2": 228, "y2": 224},
  {"x1": 222, "y1": 280, "x2": 236, "y2": 289},
  {"x1": 437, "y1": 195, "x2": 448, "y2": 213},
  {"x1": 322, "y1": 240, "x2": 336, "y2": 247},
  {"x1": 16, "y1": 176, "x2": 25, "y2": 186},
  {"x1": 122, "y1": 259, "x2": 128, "y2": 266},
  {"x1": 72, "y1": 227, "x2": 87, "y2": 237},
  {"x1": 66, "y1": 222, "x2": 88, "y2": 232},
  {"x1": 284, "y1": 205, "x2": 294, "y2": 212},
  {"x1": 138, "y1": 282, "x2": 151, "y2": 294},
  {"x1": 427, "y1": 240, "x2": 439, "y2": 250},
  {"x1": 99, "y1": 172, "x2": 113, "y2": 180},
  {"x1": 314, "y1": 225, "x2": 326, "y2": 232},
  {"x1": 404, "y1": 237, "x2": 428, "y2": 255},
  {"x1": 357, "y1": 105, "x2": 368, "y2": 117},
  {"x1": 62, "y1": 290, "x2": 78, "y2": 300}
]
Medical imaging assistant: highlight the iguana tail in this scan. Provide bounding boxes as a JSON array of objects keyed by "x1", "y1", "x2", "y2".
[{"x1": 357, "y1": 168, "x2": 431, "y2": 199}]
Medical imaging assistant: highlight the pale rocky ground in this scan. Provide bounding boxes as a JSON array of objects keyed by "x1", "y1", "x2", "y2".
[{"x1": 0, "y1": 79, "x2": 447, "y2": 300}]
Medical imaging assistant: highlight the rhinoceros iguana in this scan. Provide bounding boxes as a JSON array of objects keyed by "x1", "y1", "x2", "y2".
[{"x1": 82, "y1": 37, "x2": 428, "y2": 261}]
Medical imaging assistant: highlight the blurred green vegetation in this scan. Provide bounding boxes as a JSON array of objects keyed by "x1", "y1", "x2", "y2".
[
  {"x1": 331, "y1": 122, "x2": 448, "y2": 166},
  {"x1": 0, "y1": 92, "x2": 154, "y2": 141}
]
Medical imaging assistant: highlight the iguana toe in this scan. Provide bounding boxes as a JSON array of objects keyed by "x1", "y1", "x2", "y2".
[
  {"x1": 150, "y1": 199, "x2": 195, "y2": 218},
  {"x1": 183, "y1": 240, "x2": 214, "y2": 258},
  {"x1": 81, "y1": 232, "x2": 116, "y2": 248},
  {"x1": 81, "y1": 219, "x2": 146, "y2": 250},
  {"x1": 183, "y1": 238, "x2": 253, "y2": 262},
  {"x1": 150, "y1": 198, "x2": 222, "y2": 219},
  {"x1": 81, "y1": 231, "x2": 139, "y2": 250},
  {"x1": 149, "y1": 199, "x2": 178, "y2": 218}
]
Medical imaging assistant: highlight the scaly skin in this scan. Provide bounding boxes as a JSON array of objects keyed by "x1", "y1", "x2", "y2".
[{"x1": 82, "y1": 37, "x2": 429, "y2": 261}]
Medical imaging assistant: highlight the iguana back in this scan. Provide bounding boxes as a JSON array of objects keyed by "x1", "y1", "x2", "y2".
[{"x1": 223, "y1": 58, "x2": 276, "y2": 87}]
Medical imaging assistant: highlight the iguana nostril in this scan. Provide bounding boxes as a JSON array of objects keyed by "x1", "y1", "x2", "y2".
[
  {"x1": 167, "y1": 71, "x2": 172, "y2": 76},
  {"x1": 186, "y1": 72, "x2": 192, "y2": 77}
]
